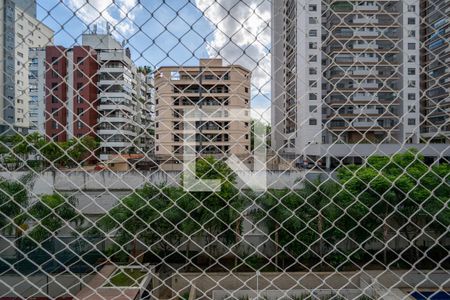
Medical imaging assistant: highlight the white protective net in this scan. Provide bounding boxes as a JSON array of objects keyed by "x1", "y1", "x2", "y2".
[{"x1": 0, "y1": 0, "x2": 449, "y2": 299}]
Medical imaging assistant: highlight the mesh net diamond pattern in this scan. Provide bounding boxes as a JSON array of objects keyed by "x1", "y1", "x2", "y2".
[{"x1": 0, "y1": 0, "x2": 449, "y2": 299}]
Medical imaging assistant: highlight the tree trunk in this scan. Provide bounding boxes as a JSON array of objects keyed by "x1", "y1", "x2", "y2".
[
  {"x1": 132, "y1": 238, "x2": 138, "y2": 260},
  {"x1": 234, "y1": 218, "x2": 241, "y2": 267},
  {"x1": 383, "y1": 222, "x2": 389, "y2": 267},
  {"x1": 186, "y1": 239, "x2": 190, "y2": 260},
  {"x1": 318, "y1": 212, "x2": 324, "y2": 270},
  {"x1": 274, "y1": 224, "x2": 279, "y2": 269}
]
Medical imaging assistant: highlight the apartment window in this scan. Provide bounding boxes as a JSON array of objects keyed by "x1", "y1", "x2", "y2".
[
  {"x1": 408, "y1": 68, "x2": 416, "y2": 75},
  {"x1": 309, "y1": 80, "x2": 317, "y2": 87},
  {"x1": 156, "y1": 134, "x2": 159, "y2": 139},
  {"x1": 244, "y1": 87, "x2": 249, "y2": 93},
  {"x1": 51, "y1": 95, "x2": 58, "y2": 103},
  {"x1": 408, "y1": 80, "x2": 416, "y2": 88},
  {"x1": 77, "y1": 70, "x2": 83, "y2": 78},
  {"x1": 408, "y1": 5, "x2": 415, "y2": 12},
  {"x1": 309, "y1": 42, "x2": 317, "y2": 49},
  {"x1": 408, "y1": 43, "x2": 416, "y2": 50},
  {"x1": 77, "y1": 108, "x2": 84, "y2": 115},
  {"x1": 52, "y1": 82, "x2": 58, "y2": 91},
  {"x1": 155, "y1": 122, "x2": 159, "y2": 128},
  {"x1": 52, "y1": 121, "x2": 58, "y2": 129},
  {"x1": 408, "y1": 118, "x2": 416, "y2": 125},
  {"x1": 309, "y1": 93, "x2": 317, "y2": 100},
  {"x1": 408, "y1": 93, "x2": 416, "y2": 100},
  {"x1": 309, "y1": 17, "x2": 317, "y2": 24},
  {"x1": 17, "y1": 52, "x2": 23, "y2": 58},
  {"x1": 77, "y1": 96, "x2": 83, "y2": 104},
  {"x1": 309, "y1": 118, "x2": 317, "y2": 125},
  {"x1": 245, "y1": 134, "x2": 249, "y2": 140},
  {"x1": 408, "y1": 18, "x2": 415, "y2": 25},
  {"x1": 51, "y1": 71, "x2": 58, "y2": 78},
  {"x1": 309, "y1": 105, "x2": 317, "y2": 113},
  {"x1": 408, "y1": 55, "x2": 416, "y2": 62},
  {"x1": 51, "y1": 57, "x2": 58, "y2": 64},
  {"x1": 77, "y1": 121, "x2": 84, "y2": 129},
  {"x1": 309, "y1": 55, "x2": 317, "y2": 62},
  {"x1": 52, "y1": 108, "x2": 58, "y2": 116},
  {"x1": 408, "y1": 30, "x2": 416, "y2": 37},
  {"x1": 308, "y1": 4, "x2": 317, "y2": 11},
  {"x1": 77, "y1": 57, "x2": 84, "y2": 65},
  {"x1": 408, "y1": 105, "x2": 416, "y2": 113},
  {"x1": 309, "y1": 68, "x2": 317, "y2": 75},
  {"x1": 309, "y1": 30, "x2": 317, "y2": 37}
]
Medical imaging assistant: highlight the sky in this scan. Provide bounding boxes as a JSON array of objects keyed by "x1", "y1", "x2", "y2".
[{"x1": 36, "y1": 0, "x2": 271, "y2": 123}]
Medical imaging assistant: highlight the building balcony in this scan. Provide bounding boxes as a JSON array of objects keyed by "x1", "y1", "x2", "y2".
[
  {"x1": 98, "y1": 116, "x2": 134, "y2": 124},
  {"x1": 98, "y1": 79, "x2": 128, "y2": 86},
  {"x1": 99, "y1": 141, "x2": 133, "y2": 149},
  {"x1": 352, "y1": 43, "x2": 379, "y2": 50},
  {"x1": 352, "y1": 69, "x2": 378, "y2": 76},
  {"x1": 352, "y1": 94, "x2": 378, "y2": 102},
  {"x1": 97, "y1": 129, "x2": 137, "y2": 137},
  {"x1": 355, "y1": 4, "x2": 379, "y2": 11},
  {"x1": 353, "y1": 108, "x2": 380, "y2": 115},
  {"x1": 354, "y1": 30, "x2": 379, "y2": 37},
  {"x1": 355, "y1": 56, "x2": 379, "y2": 63},
  {"x1": 352, "y1": 17, "x2": 379, "y2": 24},
  {"x1": 98, "y1": 92, "x2": 132, "y2": 100},
  {"x1": 98, "y1": 104, "x2": 135, "y2": 114}
]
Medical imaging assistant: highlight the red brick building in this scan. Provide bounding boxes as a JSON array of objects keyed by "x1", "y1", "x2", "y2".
[{"x1": 44, "y1": 45, "x2": 99, "y2": 141}]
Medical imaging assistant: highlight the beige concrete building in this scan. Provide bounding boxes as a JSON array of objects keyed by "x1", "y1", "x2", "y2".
[
  {"x1": 0, "y1": 0, "x2": 53, "y2": 133},
  {"x1": 154, "y1": 58, "x2": 251, "y2": 165}
]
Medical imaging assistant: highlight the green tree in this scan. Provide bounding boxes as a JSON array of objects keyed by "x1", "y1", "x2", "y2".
[
  {"x1": 66, "y1": 136, "x2": 98, "y2": 166},
  {"x1": 337, "y1": 149, "x2": 450, "y2": 265},
  {"x1": 26, "y1": 193, "x2": 81, "y2": 246},
  {"x1": 39, "y1": 140, "x2": 67, "y2": 167},
  {"x1": 187, "y1": 157, "x2": 247, "y2": 259},
  {"x1": 298, "y1": 176, "x2": 341, "y2": 267},
  {"x1": 99, "y1": 185, "x2": 164, "y2": 259},
  {"x1": 0, "y1": 175, "x2": 31, "y2": 234}
]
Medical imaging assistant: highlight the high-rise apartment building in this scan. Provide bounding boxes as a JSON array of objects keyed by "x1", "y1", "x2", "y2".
[
  {"x1": 44, "y1": 45, "x2": 98, "y2": 142},
  {"x1": 272, "y1": 0, "x2": 421, "y2": 165},
  {"x1": 39, "y1": 33, "x2": 154, "y2": 160},
  {"x1": 154, "y1": 58, "x2": 251, "y2": 164},
  {"x1": 0, "y1": 0, "x2": 53, "y2": 133},
  {"x1": 420, "y1": 0, "x2": 450, "y2": 143},
  {"x1": 28, "y1": 47, "x2": 46, "y2": 134}
]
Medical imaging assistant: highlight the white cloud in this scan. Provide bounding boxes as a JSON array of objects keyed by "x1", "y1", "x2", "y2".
[
  {"x1": 65, "y1": 0, "x2": 140, "y2": 37},
  {"x1": 195, "y1": 0, "x2": 271, "y2": 95}
]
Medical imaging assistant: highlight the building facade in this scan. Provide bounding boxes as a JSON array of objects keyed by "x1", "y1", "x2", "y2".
[
  {"x1": 154, "y1": 58, "x2": 251, "y2": 163},
  {"x1": 38, "y1": 33, "x2": 154, "y2": 160},
  {"x1": 0, "y1": 0, "x2": 53, "y2": 133},
  {"x1": 272, "y1": 0, "x2": 421, "y2": 165},
  {"x1": 420, "y1": 0, "x2": 450, "y2": 143},
  {"x1": 81, "y1": 34, "x2": 153, "y2": 160},
  {"x1": 28, "y1": 47, "x2": 46, "y2": 133},
  {"x1": 44, "y1": 45, "x2": 99, "y2": 142}
]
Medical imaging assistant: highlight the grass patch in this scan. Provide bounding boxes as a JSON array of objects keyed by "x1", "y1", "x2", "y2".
[{"x1": 105, "y1": 268, "x2": 147, "y2": 287}]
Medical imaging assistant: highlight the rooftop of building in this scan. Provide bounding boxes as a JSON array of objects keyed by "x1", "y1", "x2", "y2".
[{"x1": 155, "y1": 58, "x2": 251, "y2": 74}]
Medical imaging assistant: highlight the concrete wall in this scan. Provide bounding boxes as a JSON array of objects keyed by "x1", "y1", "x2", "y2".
[
  {"x1": 0, "y1": 169, "x2": 324, "y2": 196},
  {"x1": 171, "y1": 270, "x2": 450, "y2": 299},
  {"x1": 0, "y1": 274, "x2": 93, "y2": 299}
]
